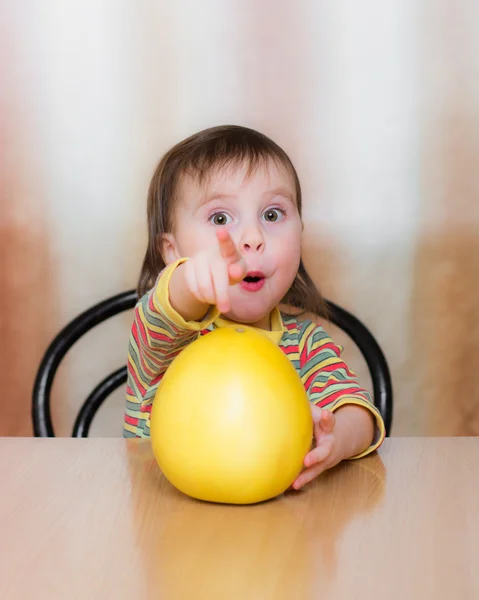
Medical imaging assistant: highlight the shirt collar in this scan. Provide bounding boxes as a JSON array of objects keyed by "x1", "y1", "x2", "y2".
[{"x1": 213, "y1": 306, "x2": 285, "y2": 345}]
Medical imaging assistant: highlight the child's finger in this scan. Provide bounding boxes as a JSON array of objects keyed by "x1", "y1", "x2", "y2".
[
  {"x1": 292, "y1": 462, "x2": 327, "y2": 490},
  {"x1": 212, "y1": 258, "x2": 230, "y2": 313},
  {"x1": 304, "y1": 437, "x2": 334, "y2": 468},
  {"x1": 319, "y1": 410, "x2": 336, "y2": 434},
  {"x1": 313, "y1": 419, "x2": 323, "y2": 445},
  {"x1": 228, "y1": 258, "x2": 248, "y2": 284},
  {"x1": 217, "y1": 229, "x2": 242, "y2": 265},
  {"x1": 312, "y1": 410, "x2": 334, "y2": 445},
  {"x1": 195, "y1": 255, "x2": 215, "y2": 305},
  {"x1": 183, "y1": 260, "x2": 200, "y2": 301}
]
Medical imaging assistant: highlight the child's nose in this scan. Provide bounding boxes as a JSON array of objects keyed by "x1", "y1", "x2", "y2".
[
  {"x1": 240, "y1": 228, "x2": 264, "y2": 253},
  {"x1": 242, "y1": 240, "x2": 263, "y2": 252}
]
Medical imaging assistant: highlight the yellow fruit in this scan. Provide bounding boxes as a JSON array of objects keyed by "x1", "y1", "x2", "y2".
[{"x1": 150, "y1": 325, "x2": 313, "y2": 504}]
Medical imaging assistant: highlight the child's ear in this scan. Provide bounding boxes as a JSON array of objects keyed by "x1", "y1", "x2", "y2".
[{"x1": 158, "y1": 233, "x2": 180, "y2": 265}]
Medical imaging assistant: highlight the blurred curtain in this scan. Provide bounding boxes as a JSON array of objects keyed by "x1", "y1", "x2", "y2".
[{"x1": 1, "y1": 0, "x2": 478, "y2": 436}]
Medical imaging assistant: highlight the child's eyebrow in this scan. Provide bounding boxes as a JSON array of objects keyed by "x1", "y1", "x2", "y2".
[
  {"x1": 198, "y1": 193, "x2": 236, "y2": 207},
  {"x1": 198, "y1": 188, "x2": 296, "y2": 207},
  {"x1": 263, "y1": 188, "x2": 296, "y2": 203}
]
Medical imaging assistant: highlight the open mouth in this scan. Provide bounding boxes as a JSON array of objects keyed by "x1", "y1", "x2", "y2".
[{"x1": 240, "y1": 272, "x2": 265, "y2": 292}]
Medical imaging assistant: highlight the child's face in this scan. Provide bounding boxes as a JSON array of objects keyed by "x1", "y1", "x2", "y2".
[{"x1": 165, "y1": 159, "x2": 302, "y2": 328}]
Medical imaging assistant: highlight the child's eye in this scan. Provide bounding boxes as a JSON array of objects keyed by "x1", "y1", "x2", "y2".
[
  {"x1": 210, "y1": 212, "x2": 232, "y2": 226},
  {"x1": 261, "y1": 208, "x2": 285, "y2": 223}
]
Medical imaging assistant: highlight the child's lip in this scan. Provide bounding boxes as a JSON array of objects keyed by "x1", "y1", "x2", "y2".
[
  {"x1": 240, "y1": 272, "x2": 266, "y2": 292},
  {"x1": 240, "y1": 277, "x2": 265, "y2": 292},
  {"x1": 244, "y1": 271, "x2": 265, "y2": 280}
]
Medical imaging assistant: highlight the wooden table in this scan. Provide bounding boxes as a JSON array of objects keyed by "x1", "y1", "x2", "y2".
[{"x1": 0, "y1": 438, "x2": 478, "y2": 599}]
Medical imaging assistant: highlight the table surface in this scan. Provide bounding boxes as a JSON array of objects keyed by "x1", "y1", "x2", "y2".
[{"x1": 0, "y1": 437, "x2": 477, "y2": 600}]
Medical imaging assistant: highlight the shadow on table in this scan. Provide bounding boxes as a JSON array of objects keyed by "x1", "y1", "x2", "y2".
[{"x1": 124, "y1": 442, "x2": 386, "y2": 600}]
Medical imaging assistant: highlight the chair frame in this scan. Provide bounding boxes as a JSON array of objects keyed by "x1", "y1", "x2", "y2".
[{"x1": 32, "y1": 292, "x2": 393, "y2": 437}]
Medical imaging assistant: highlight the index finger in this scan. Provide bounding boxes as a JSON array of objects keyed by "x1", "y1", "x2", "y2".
[{"x1": 216, "y1": 228, "x2": 241, "y2": 264}]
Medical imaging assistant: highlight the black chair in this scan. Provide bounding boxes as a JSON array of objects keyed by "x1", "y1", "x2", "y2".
[{"x1": 32, "y1": 292, "x2": 393, "y2": 437}]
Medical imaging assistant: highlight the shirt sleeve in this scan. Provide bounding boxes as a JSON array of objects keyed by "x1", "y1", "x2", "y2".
[
  {"x1": 298, "y1": 321, "x2": 385, "y2": 459},
  {"x1": 124, "y1": 258, "x2": 220, "y2": 437}
]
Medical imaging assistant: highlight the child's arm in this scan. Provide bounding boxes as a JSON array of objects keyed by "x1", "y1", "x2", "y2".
[
  {"x1": 132, "y1": 229, "x2": 246, "y2": 364},
  {"x1": 291, "y1": 322, "x2": 386, "y2": 488},
  {"x1": 299, "y1": 322, "x2": 385, "y2": 452},
  {"x1": 124, "y1": 229, "x2": 247, "y2": 437},
  {"x1": 125, "y1": 259, "x2": 221, "y2": 436}
]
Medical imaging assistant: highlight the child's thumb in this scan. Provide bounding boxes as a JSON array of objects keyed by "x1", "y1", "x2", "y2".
[{"x1": 228, "y1": 258, "x2": 247, "y2": 283}]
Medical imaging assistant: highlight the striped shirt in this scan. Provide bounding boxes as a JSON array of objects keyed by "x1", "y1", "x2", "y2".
[{"x1": 124, "y1": 260, "x2": 385, "y2": 458}]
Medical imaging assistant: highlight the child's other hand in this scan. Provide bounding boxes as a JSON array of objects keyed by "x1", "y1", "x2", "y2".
[
  {"x1": 183, "y1": 228, "x2": 247, "y2": 313},
  {"x1": 292, "y1": 405, "x2": 343, "y2": 490}
]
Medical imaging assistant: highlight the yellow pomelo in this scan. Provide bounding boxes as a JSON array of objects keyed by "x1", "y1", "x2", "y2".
[{"x1": 150, "y1": 325, "x2": 313, "y2": 504}]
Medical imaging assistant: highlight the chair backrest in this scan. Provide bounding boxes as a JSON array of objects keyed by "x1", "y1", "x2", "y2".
[{"x1": 32, "y1": 292, "x2": 393, "y2": 437}]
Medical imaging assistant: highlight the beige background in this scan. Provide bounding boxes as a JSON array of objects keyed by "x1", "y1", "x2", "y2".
[{"x1": 1, "y1": 0, "x2": 478, "y2": 437}]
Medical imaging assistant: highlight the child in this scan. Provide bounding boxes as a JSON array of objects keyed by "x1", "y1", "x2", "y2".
[{"x1": 124, "y1": 125, "x2": 385, "y2": 490}]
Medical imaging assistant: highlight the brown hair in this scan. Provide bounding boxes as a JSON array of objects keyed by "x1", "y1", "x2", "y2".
[{"x1": 138, "y1": 125, "x2": 327, "y2": 317}]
